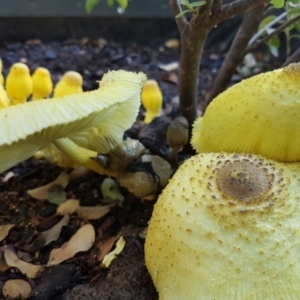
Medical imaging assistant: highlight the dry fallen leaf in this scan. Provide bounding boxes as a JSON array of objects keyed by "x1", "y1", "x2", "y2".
[
  {"x1": 0, "y1": 253, "x2": 10, "y2": 272},
  {"x1": 69, "y1": 166, "x2": 90, "y2": 181},
  {"x1": 76, "y1": 204, "x2": 114, "y2": 220},
  {"x1": 162, "y1": 73, "x2": 178, "y2": 85},
  {"x1": 2, "y1": 279, "x2": 32, "y2": 299},
  {"x1": 1, "y1": 171, "x2": 15, "y2": 182},
  {"x1": 48, "y1": 223, "x2": 95, "y2": 266},
  {"x1": 41, "y1": 214, "x2": 69, "y2": 246},
  {"x1": 4, "y1": 248, "x2": 44, "y2": 278},
  {"x1": 164, "y1": 38, "x2": 180, "y2": 49},
  {"x1": 27, "y1": 171, "x2": 70, "y2": 200},
  {"x1": 0, "y1": 224, "x2": 14, "y2": 242},
  {"x1": 97, "y1": 236, "x2": 118, "y2": 262},
  {"x1": 57, "y1": 199, "x2": 80, "y2": 215},
  {"x1": 158, "y1": 62, "x2": 179, "y2": 72},
  {"x1": 102, "y1": 236, "x2": 126, "y2": 268}
]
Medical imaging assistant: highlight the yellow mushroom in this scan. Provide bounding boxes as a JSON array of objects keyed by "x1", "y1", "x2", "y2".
[
  {"x1": 53, "y1": 71, "x2": 83, "y2": 97},
  {"x1": 145, "y1": 152, "x2": 300, "y2": 299},
  {"x1": 6, "y1": 62, "x2": 32, "y2": 105},
  {"x1": 191, "y1": 63, "x2": 300, "y2": 163},
  {"x1": 141, "y1": 79, "x2": 163, "y2": 124},
  {"x1": 0, "y1": 59, "x2": 10, "y2": 108},
  {"x1": 31, "y1": 67, "x2": 53, "y2": 100},
  {"x1": 0, "y1": 70, "x2": 146, "y2": 174},
  {"x1": 0, "y1": 59, "x2": 4, "y2": 85}
]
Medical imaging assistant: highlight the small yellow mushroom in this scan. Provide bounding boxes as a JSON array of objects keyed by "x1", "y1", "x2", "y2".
[
  {"x1": 191, "y1": 63, "x2": 300, "y2": 163},
  {"x1": 145, "y1": 152, "x2": 300, "y2": 299},
  {"x1": 31, "y1": 67, "x2": 53, "y2": 100},
  {"x1": 53, "y1": 71, "x2": 83, "y2": 97},
  {"x1": 6, "y1": 62, "x2": 32, "y2": 105},
  {"x1": 0, "y1": 59, "x2": 4, "y2": 85},
  {"x1": 141, "y1": 79, "x2": 163, "y2": 124},
  {"x1": 0, "y1": 59, "x2": 11, "y2": 108}
]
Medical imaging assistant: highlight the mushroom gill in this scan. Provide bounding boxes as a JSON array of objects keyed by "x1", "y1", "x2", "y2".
[{"x1": 145, "y1": 152, "x2": 300, "y2": 300}]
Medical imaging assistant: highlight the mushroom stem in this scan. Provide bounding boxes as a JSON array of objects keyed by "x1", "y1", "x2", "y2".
[
  {"x1": 52, "y1": 138, "x2": 119, "y2": 177},
  {"x1": 170, "y1": 145, "x2": 180, "y2": 169}
]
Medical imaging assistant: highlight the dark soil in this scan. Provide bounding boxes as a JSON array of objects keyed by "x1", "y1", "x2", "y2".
[{"x1": 0, "y1": 37, "x2": 236, "y2": 300}]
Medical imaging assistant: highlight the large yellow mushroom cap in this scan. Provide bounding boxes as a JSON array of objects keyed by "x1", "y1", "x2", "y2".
[
  {"x1": 191, "y1": 63, "x2": 300, "y2": 163},
  {"x1": 145, "y1": 152, "x2": 300, "y2": 299}
]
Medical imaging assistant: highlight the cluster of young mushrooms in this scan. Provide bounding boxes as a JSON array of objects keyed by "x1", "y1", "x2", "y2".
[{"x1": 144, "y1": 63, "x2": 300, "y2": 299}]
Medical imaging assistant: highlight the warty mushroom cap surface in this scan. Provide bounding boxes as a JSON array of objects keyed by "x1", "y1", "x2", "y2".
[
  {"x1": 191, "y1": 63, "x2": 300, "y2": 163},
  {"x1": 145, "y1": 152, "x2": 300, "y2": 300}
]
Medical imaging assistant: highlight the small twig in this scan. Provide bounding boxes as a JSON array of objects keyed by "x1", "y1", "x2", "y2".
[
  {"x1": 169, "y1": 0, "x2": 189, "y2": 30},
  {"x1": 248, "y1": 11, "x2": 287, "y2": 46},
  {"x1": 263, "y1": 5, "x2": 277, "y2": 18},
  {"x1": 198, "y1": 0, "x2": 214, "y2": 14},
  {"x1": 282, "y1": 47, "x2": 300, "y2": 67},
  {"x1": 205, "y1": 5, "x2": 265, "y2": 105},
  {"x1": 217, "y1": 0, "x2": 270, "y2": 22},
  {"x1": 215, "y1": 0, "x2": 223, "y2": 11},
  {"x1": 246, "y1": 13, "x2": 300, "y2": 53}
]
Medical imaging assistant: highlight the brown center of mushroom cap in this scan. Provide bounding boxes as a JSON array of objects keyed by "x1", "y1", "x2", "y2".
[{"x1": 216, "y1": 160, "x2": 271, "y2": 203}]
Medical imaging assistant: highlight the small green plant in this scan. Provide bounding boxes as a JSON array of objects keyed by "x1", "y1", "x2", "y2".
[
  {"x1": 85, "y1": 0, "x2": 128, "y2": 13},
  {"x1": 249, "y1": 0, "x2": 300, "y2": 57},
  {"x1": 175, "y1": 0, "x2": 207, "y2": 18},
  {"x1": 205, "y1": 0, "x2": 300, "y2": 105}
]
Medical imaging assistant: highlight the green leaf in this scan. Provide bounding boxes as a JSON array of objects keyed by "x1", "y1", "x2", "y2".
[
  {"x1": 267, "y1": 36, "x2": 280, "y2": 57},
  {"x1": 292, "y1": 20, "x2": 300, "y2": 33},
  {"x1": 259, "y1": 15, "x2": 277, "y2": 31},
  {"x1": 48, "y1": 184, "x2": 67, "y2": 205},
  {"x1": 107, "y1": 0, "x2": 114, "y2": 7},
  {"x1": 116, "y1": 0, "x2": 128, "y2": 10},
  {"x1": 189, "y1": 1, "x2": 206, "y2": 8},
  {"x1": 271, "y1": 0, "x2": 284, "y2": 8},
  {"x1": 175, "y1": 9, "x2": 191, "y2": 18},
  {"x1": 287, "y1": 7, "x2": 300, "y2": 17},
  {"x1": 287, "y1": 0, "x2": 300, "y2": 4},
  {"x1": 85, "y1": 0, "x2": 101, "y2": 13},
  {"x1": 290, "y1": 34, "x2": 300, "y2": 39}
]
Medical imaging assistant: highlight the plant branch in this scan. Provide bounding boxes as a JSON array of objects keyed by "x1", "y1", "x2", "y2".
[
  {"x1": 282, "y1": 47, "x2": 300, "y2": 67},
  {"x1": 206, "y1": 4, "x2": 265, "y2": 104},
  {"x1": 212, "y1": 0, "x2": 223, "y2": 13},
  {"x1": 214, "y1": 0, "x2": 223, "y2": 12},
  {"x1": 248, "y1": 11, "x2": 286, "y2": 46},
  {"x1": 169, "y1": 0, "x2": 189, "y2": 30},
  {"x1": 198, "y1": 0, "x2": 214, "y2": 14},
  {"x1": 217, "y1": 0, "x2": 270, "y2": 22},
  {"x1": 246, "y1": 13, "x2": 300, "y2": 53}
]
